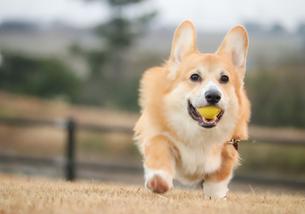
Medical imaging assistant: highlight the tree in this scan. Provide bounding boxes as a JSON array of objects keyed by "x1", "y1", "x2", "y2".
[{"x1": 76, "y1": 0, "x2": 156, "y2": 108}]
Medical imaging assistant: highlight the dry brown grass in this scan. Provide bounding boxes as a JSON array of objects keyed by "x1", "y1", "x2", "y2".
[{"x1": 0, "y1": 175, "x2": 304, "y2": 214}]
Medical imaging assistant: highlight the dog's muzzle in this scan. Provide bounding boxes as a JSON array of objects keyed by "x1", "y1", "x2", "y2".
[{"x1": 187, "y1": 100, "x2": 224, "y2": 128}]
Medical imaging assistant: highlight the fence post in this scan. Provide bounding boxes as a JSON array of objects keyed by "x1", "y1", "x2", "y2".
[{"x1": 65, "y1": 117, "x2": 76, "y2": 181}]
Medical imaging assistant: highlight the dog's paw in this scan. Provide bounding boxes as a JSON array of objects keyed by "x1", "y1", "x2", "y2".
[
  {"x1": 203, "y1": 180, "x2": 229, "y2": 199},
  {"x1": 145, "y1": 169, "x2": 173, "y2": 194},
  {"x1": 146, "y1": 175, "x2": 170, "y2": 194}
]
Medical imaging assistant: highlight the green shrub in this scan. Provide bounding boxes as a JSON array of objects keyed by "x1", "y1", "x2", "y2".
[
  {"x1": 0, "y1": 52, "x2": 81, "y2": 101},
  {"x1": 246, "y1": 68, "x2": 305, "y2": 128}
]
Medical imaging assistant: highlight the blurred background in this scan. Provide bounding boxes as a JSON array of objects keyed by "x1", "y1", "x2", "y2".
[{"x1": 0, "y1": 0, "x2": 304, "y2": 193}]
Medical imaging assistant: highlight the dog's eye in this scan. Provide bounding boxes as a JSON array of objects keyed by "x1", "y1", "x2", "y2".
[
  {"x1": 190, "y1": 74, "x2": 201, "y2": 82},
  {"x1": 220, "y1": 74, "x2": 229, "y2": 83}
]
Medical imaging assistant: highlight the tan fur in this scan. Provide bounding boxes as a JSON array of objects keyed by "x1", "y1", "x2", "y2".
[
  {"x1": 205, "y1": 143, "x2": 239, "y2": 182},
  {"x1": 134, "y1": 21, "x2": 250, "y2": 197},
  {"x1": 143, "y1": 135, "x2": 177, "y2": 175}
]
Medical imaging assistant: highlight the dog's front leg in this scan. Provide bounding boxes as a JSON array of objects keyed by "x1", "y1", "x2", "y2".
[
  {"x1": 203, "y1": 143, "x2": 239, "y2": 199},
  {"x1": 143, "y1": 135, "x2": 176, "y2": 194}
]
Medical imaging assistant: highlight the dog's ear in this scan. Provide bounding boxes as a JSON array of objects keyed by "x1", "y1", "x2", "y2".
[
  {"x1": 169, "y1": 20, "x2": 197, "y2": 66},
  {"x1": 216, "y1": 25, "x2": 248, "y2": 77}
]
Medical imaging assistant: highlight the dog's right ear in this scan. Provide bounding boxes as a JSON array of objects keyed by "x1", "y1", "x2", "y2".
[{"x1": 168, "y1": 21, "x2": 197, "y2": 76}]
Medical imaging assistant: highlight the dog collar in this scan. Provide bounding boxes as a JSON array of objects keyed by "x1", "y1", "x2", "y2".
[{"x1": 227, "y1": 139, "x2": 240, "y2": 151}]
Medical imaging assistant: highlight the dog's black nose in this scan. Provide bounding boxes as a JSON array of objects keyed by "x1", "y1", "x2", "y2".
[{"x1": 205, "y1": 90, "x2": 221, "y2": 104}]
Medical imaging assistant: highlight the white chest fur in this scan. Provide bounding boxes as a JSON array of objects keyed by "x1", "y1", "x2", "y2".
[
  {"x1": 163, "y1": 133, "x2": 223, "y2": 185},
  {"x1": 178, "y1": 143, "x2": 222, "y2": 184}
]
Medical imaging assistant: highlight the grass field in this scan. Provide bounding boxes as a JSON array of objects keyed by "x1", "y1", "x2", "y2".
[{"x1": 0, "y1": 175, "x2": 304, "y2": 214}]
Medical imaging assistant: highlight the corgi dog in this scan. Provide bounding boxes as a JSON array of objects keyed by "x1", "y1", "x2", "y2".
[{"x1": 134, "y1": 20, "x2": 250, "y2": 199}]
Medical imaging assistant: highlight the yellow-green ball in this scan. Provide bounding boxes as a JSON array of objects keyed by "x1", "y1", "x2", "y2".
[{"x1": 197, "y1": 106, "x2": 221, "y2": 120}]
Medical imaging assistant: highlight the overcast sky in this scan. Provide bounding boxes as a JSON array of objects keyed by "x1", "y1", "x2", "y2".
[{"x1": 0, "y1": 0, "x2": 304, "y2": 31}]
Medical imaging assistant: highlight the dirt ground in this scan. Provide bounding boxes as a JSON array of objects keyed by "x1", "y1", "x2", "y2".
[{"x1": 0, "y1": 175, "x2": 304, "y2": 214}]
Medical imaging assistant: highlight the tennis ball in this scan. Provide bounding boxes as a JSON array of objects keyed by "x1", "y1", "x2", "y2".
[{"x1": 197, "y1": 106, "x2": 221, "y2": 120}]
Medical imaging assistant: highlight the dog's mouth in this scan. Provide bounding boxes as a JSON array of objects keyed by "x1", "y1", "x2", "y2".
[{"x1": 187, "y1": 100, "x2": 224, "y2": 128}]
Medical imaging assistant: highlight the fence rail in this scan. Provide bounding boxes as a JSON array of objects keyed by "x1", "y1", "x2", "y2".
[{"x1": 0, "y1": 116, "x2": 304, "y2": 184}]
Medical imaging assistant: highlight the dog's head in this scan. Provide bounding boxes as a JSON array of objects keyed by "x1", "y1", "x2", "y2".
[{"x1": 164, "y1": 21, "x2": 248, "y2": 137}]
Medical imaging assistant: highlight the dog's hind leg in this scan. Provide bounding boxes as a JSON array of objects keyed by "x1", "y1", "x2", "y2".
[
  {"x1": 203, "y1": 143, "x2": 239, "y2": 199},
  {"x1": 143, "y1": 135, "x2": 177, "y2": 194}
]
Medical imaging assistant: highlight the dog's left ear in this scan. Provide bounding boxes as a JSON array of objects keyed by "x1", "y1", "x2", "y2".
[{"x1": 216, "y1": 26, "x2": 249, "y2": 78}]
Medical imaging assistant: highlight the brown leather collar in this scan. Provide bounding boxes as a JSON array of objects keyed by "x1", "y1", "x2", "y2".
[{"x1": 227, "y1": 139, "x2": 240, "y2": 151}]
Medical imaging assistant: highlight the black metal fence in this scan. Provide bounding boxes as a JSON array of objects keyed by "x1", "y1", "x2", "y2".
[{"x1": 0, "y1": 116, "x2": 133, "y2": 181}]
